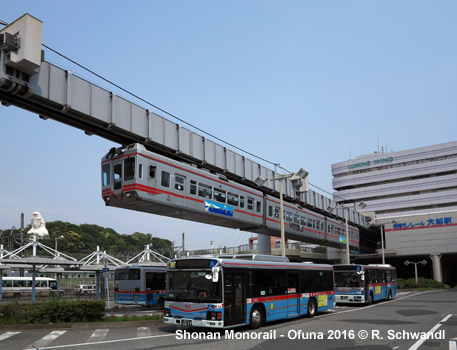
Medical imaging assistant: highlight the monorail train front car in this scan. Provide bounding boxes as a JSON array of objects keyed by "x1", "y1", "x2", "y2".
[{"x1": 101, "y1": 143, "x2": 359, "y2": 249}]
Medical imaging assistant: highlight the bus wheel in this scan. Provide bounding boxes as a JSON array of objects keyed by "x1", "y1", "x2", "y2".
[
  {"x1": 249, "y1": 306, "x2": 264, "y2": 329},
  {"x1": 307, "y1": 298, "x2": 317, "y2": 318},
  {"x1": 83, "y1": 291, "x2": 88, "y2": 295},
  {"x1": 368, "y1": 293, "x2": 374, "y2": 305},
  {"x1": 387, "y1": 290, "x2": 392, "y2": 300},
  {"x1": 12, "y1": 293, "x2": 21, "y2": 299}
]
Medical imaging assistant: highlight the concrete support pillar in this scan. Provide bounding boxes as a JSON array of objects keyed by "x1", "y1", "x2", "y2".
[
  {"x1": 257, "y1": 234, "x2": 272, "y2": 255},
  {"x1": 341, "y1": 250, "x2": 349, "y2": 264},
  {"x1": 430, "y1": 254, "x2": 442, "y2": 282}
]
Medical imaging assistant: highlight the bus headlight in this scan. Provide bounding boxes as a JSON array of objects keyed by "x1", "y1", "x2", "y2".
[
  {"x1": 164, "y1": 308, "x2": 171, "y2": 317},
  {"x1": 209, "y1": 312, "x2": 222, "y2": 320}
]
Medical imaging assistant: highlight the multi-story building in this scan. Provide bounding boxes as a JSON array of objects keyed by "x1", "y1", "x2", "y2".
[{"x1": 331, "y1": 141, "x2": 457, "y2": 283}]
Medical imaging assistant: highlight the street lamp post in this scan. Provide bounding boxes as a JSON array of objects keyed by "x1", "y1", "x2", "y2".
[
  {"x1": 372, "y1": 219, "x2": 396, "y2": 264},
  {"x1": 55, "y1": 235, "x2": 65, "y2": 254},
  {"x1": 255, "y1": 168, "x2": 308, "y2": 257},
  {"x1": 404, "y1": 260, "x2": 427, "y2": 283}
]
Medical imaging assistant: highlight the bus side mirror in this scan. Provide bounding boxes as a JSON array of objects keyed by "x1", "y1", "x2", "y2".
[{"x1": 212, "y1": 266, "x2": 220, "y2": 282}]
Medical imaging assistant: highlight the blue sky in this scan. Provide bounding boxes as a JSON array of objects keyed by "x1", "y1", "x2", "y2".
[{"x1": 1, "y1": 1, "x2": 456, "y2": 251}]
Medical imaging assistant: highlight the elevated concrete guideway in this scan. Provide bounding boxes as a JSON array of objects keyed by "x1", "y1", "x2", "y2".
[{"x1": 0, "y1": 14, "x2": 369, "y2": 249}]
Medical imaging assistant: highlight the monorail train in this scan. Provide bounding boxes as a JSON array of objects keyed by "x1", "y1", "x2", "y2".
[{"x1": 101, "y1": 143, "x2": 359, "y2": 249}]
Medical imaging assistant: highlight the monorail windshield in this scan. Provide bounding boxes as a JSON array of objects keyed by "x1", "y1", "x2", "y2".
[{"x1": 166, "y1": 270, "x2": 222, "y2": 303}]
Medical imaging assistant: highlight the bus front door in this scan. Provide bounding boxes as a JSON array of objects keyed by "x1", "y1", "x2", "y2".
[{"x1": 224, "y1": 273, "x2": 244, "y2": 327}]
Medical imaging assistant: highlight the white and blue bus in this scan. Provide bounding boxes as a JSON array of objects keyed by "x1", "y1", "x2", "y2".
[
  {"x1": 334, "y1": 264, "x2": 397, "y2": 304},
  {"x1": 163, "y1": 255, "x2": 335, "y2": 329},
  {"x1": 0, "y1": 277, "x2": 58, "y2": 298},
  {"x1": 114, "y1": 265, "x2": 166, "y2": 306}
]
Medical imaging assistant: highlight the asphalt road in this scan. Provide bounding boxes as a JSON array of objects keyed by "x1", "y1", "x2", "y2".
[{"x1": 1, "y1": 289, "x2": 456, "y2": 350}]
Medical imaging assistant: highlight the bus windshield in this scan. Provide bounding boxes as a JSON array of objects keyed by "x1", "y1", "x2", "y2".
[
  {"x1": 166, "y1": 270, "x2": 222, "y2": 303},
  {"x1": 334, "y1": 271, "x2": 364, "y2": 288}
]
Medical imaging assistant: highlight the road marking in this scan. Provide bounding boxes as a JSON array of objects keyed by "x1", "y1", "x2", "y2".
[
  {"x1": 87, "y1": 329, "x2": 109, "y2": 342},
  {"x1": 408, "y1": 314, "x2": 452, "y2": 350},
  {"x1": 26, "y1": 330, "x2": 67, "y2": 349},
  {"x1": 320, "y1": 291, "x2": 431, "y2": 318},
  {"x1": 449, "y1": 337, "x2": 457, "y2": 350},
  {"x1": 137, "y1": 327, "x2": 152, "y2": 337},
  {"x1": 23, "y1": 333, "x2": 175, "y2": 349},
  {"x1": 0, "y1": 331, "x2": 20, "y2": 341}
]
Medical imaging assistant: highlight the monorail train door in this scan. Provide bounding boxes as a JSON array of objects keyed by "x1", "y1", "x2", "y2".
[
  {"x1": 113, "y1": 160, "x2": 123, "y2": 196},
  {"x1": 224, "y1": 273, "x2": 244, "y2": 327},
  {"x1": 173, "y1": 174, "x2": 186, "y2": 206}
]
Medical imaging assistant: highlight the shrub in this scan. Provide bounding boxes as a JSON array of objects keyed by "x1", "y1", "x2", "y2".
[
  {"x1": 397, "y1": 278, "x2": 450, "y2": 290},
  {"x1": 0, "y1": 298, "x2": 105, "y2": 325}
]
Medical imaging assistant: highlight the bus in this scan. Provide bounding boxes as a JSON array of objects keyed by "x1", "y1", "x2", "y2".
[
  {"x1": 0, "y1": 277, "x2": 58, "y2": 298},
  {"x1": 334, "y1": 264, "x2": 397, "y2": 304},
  {"x1": 114, "y1": 265, "x2": 167, "y2": 306},
  {"x1": 163, "y1": 254, "x2": 335, "y2": 329}
]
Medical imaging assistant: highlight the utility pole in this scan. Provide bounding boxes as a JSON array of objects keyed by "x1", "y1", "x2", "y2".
[{"x1": 20, "y1": 213, "x2": 24, "y2": 257}]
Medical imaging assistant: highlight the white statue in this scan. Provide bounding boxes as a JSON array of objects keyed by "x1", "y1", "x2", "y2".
[{"x1": 28, "y1": 211, "x2": 49, "y2": 237}]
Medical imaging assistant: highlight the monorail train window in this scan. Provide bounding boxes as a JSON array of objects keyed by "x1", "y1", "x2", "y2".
[
  {"x1": 227, "y1": 192, "x2": 239, "y2": 206},
  {"x1": 149, "y1": 165, "x2": 157, "y2": 179},
  {"x1": 198, "y1": 183, "x2": 212, "y2": 199},
  {"x1": 300, "y1": 216, "x2": 306, "y2": 226},
  {"x1": 214, "y1": 188, "x2": 226, "y2": 203},
  {"x1": 240, "y1": 196, "x2": 245, "y2": 208},
  {"x1": 256, "y1": 201, "x2": 262, "y2": 213},
  {"x1": 285, "y1": 212, "x2": 293, "y2": 222},
  {"x1": 175, "y1": 175, "x2": 185, "y2": 191},
  {"x1": 293, "y1": 214, "x2": 300, "y2": 224},
  {"x1": 274, "y1": 207, "x2": 280, "y2": 218},
  {"x1": 124, "y1": 158, "x2": 135, "y2": 181},
  {"x1": 161, "y1": 171, "x2": 170, "y2": 188},
  {"x1": 114, "y1": 164, "x2": 122, "y2": 190},
  {"x1": 247, "y1": 198, "x2": 254, "y2": 210},
  {"x1": 190, "y1": 180, "x2": 197, "y2": 195},
  {"x1": 316, "y1": 220, "x2": 321, "y2": 231},
  {"x1": 102, "y1": 164, "x2": 110, "y2": 186},
  {"x1": 139, "y1": 164, "x2": 143, "y2": 180},
  {"x1": 268, "y1": 205, "x2": 273, "y2": 217},
  {"x1": 307, "y1": 219, "x2": 313, "y2": 228}
]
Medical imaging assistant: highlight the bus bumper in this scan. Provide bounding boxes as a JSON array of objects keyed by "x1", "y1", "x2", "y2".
[
  {"x1": 164, "y1": 317, "x2": 224, "y2": 328},
  {"x1": 336, "y1": 295, "x2": 365, "y2": 303}
]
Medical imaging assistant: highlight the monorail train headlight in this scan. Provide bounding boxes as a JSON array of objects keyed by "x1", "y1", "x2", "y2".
[{"x1": 104, "y1": 196, "x2": 111, "y2": 201}]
